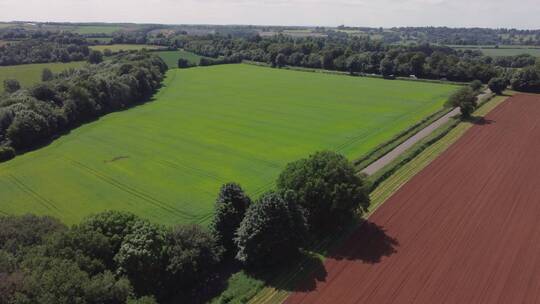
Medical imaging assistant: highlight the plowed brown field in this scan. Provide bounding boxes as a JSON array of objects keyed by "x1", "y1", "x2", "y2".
[{"x1": 286, "y1": 94, "x2": 540, "y2": 304}]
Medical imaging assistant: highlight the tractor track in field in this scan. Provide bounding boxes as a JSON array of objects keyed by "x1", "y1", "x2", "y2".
[
  {"x1": 68, "y1": 159, "x2": 196, "y2": 220},
  {"x1": 7, "y1": 174, "x2": 60, "y2": 213}
]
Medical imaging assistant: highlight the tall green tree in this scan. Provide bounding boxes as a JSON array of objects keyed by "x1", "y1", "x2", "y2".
[
  {"x1": 210, "y1": 183, "x2": 251, "y2": 257},
  {"x1": 3, "y1": 79, "x2": 21, "y2": 94},
  {"x1": 277, "y1": 151, "x2": 370, "y2": 231},
  {"x1": 235, "y1": 192, "x2": 307, "y2": 267}
]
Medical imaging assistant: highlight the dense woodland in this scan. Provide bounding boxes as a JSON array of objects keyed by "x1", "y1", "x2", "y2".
[
  {"x1": 0, "y1": 52, "x2": 167, "y2": 160},
  {"x1": 0, "y1": 151, "x2": 370, "y2": 304},
  {"x1": 0, "y1": 33, "x2": 90, "y2": 66}
]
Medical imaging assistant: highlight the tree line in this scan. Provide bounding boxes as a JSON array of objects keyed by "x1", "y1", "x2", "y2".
[
  {"x1": 0, "y1": 151, "x2": 370, "y2": 303},
  {"x1": 180, "y1": 34, "x2": 538, "y2": 83},
  {"x1": 0, "y1": 52, "x2": 167, "y2": 161},
  {"x1": 0, "y1": 33, "x2": 90, "y2": 66}
]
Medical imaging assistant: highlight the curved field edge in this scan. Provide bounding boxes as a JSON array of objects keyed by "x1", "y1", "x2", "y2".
[
  {"x1": 0, "y1": 64, "x2": 457, "y2": 226},
  {"x1": 238, "y1": 93, "x2": 508, "y2": 304}
]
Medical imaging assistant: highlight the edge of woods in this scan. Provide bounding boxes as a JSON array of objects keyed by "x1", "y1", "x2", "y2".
[{"x1": 242, "y1": 90, "x2": 508, "y2": 304}]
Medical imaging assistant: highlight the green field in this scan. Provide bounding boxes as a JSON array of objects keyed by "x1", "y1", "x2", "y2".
[
  {"x1": 0, "y1": 61, "x2": 86, "y2": 93},
  {"x1": 450, "y1": 45, "x2": 540, "y2": 57},
  {"x1": 0, "y1": 64, "x2": 457, "y2": 225},
  {"x1": 157, "y1": 50, "x2": 208, "y2": 68},
  {"x1": 90, "y1": 44, "x2": 162, "y2": 52}
]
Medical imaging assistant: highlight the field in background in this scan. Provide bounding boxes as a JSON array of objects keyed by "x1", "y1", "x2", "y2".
[
  {"x1": 450, "y1": 45, "x2": 540, "y2": 57},
  {"x1": 90, "y1": 44, "x2": 162, "y2": 52},
  {"x1": 157, "y1": 50, "x2": 207, "y2": 68},
  {"x1": 0, "y1": 64, "x2": 457, "y2": 225},
  {"x1": 0, "y1": 61, "x2": 86, "y2": 93}
]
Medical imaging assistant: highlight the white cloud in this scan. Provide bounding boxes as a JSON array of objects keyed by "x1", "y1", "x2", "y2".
[{"x1": 0, "y1": 0, "x2": 538, "y2": 29}]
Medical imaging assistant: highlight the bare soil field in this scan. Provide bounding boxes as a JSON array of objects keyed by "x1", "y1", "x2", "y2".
[{"x1": 286, "y1": 93, "x2": 540, "y2": 304}]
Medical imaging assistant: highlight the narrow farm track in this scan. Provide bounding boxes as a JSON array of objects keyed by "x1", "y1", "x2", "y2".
[
  {"x1": 286, "y1": 94, "x2": 540, "y2": 304},
  {"x1": 361, "y1": 90, "x2": 492, "y2": 175}
]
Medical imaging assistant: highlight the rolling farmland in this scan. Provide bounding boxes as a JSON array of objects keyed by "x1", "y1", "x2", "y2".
[
  {"x1": 0, "y1": 61, "x2": 86, "y2": 93},
  {"x1": 286, "y1": 94, "x2": 540, "y2": 304},
  {"x1": 0, "y1": 64, "x2": 457, "y2": 225}
]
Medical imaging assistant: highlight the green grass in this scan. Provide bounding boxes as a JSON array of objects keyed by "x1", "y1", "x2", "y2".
[
  {"x1": 0, "y1": 64, "x2": 457, "y2": 225},
  {"x1": 0, "y1": 61, "x2": 86, "y2": 93},
  {"x1": 450, "y1": 45, "x2": 540, "y2": 57},
  {"x1": 156, "y1": 50, "x2": 207, "y2": 68},
  {"x1": 90, "y1": 44, "x2": 162, "y2": 52}
]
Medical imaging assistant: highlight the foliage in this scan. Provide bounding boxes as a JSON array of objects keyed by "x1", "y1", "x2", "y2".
[
  {"x1": 0, "y1": 214, "x2": 65, "y2": 254},
  {"x1": 445, "y1": 86, "x2": 478, "y2": 118},
  {"x1": 3, "y1": 79, "x2": 20, "y2": 93},
  {"x1": 488, "y1": 77, "x2": 507, "y2": 95},
  {"x1": 0, "y1": 33, "x2": 89, "y2": 66},
  {"x1": 114, "y1": 220, "x2": 167, "y2": 297},
  {"x1": 165, "y1": 225, "x2": 222, "y2": 289},
  {"x1": 510, "y1": 65, "x2": 540, "y2": 92},
  {"x1": 88, "y1": 50, "x2": 104, "y2": 64},
  {"x1": 277, "y1": 151, "x2": 370, "y2": 231},
  {"x1": 210, "y1": 183, "x2": 252, "y2": 256},
  {"x1": 0, "y1": 145, "x2": 15, "y2": 161},
  {"x1": 0, "y1": 52, "x2": 167, "y2": 151},
  {"x1": 469, "y1": 80, "x2": 483, "y2": 92},
  {"x1": 41, "y1": 68, "x2": 54, "y2": 82},
  {"x1": 235, "y1": 192, "x2": 308, "y2": 267}
]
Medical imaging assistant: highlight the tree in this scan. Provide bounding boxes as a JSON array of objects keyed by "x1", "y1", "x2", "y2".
[
  {"x1": 380, "y1": 57, "x2": 395, "y2": 78},
  {"x1": 210, "y1": 183, "x2": 251, "y2": 256},
  {"x1": 88, "y1": 50, "x2": 104, "y2": 64},
  {"x1": 235, "y1": 192, "x2": 308, "y2": 267},
  {"x1": 469, "y1": 80, "x2": 483, "y2": 92},
  {"x1": 0, "y1": 214, "x2": 65, "y2": 254},
  {"x1": 78, "y1": 211, "x2": 141, "y2": 268},
  {"x1": 6, "y1": 110, "x2": 50, "y2": 149},
  {"x1": 510, "y1": 65, "x2": 540, "y2": 92},
  {"x1": 42, "y1": 68, "x2": 54, "y2": 82},
  {"x1": 0, "y1": 146, "x2": 15, "y2": 162},
  {"x1": 488, "y1": 77, "x2": 507, "y2": 95},
  {"x1": 165, "y1": 225, "x2": 222, "y2": 290},
  {"x1": 277, "y1": 151, "x2": 370, "y2": 231},
  {"x1": 275, "y1": 53, "x2": 287, "y2": 68},
  {"x1": 177, "y1": 58, "x2": 190, "y2": 68},
  {"x1": 445, "y1": 86, "x2": 478, "y2": 118},
  {"x1": 3, "y1": 79, "x2": 21, "y2": 94},
  {"x1": 114, "y1": 220, "x2": 166, "y2": 297}
]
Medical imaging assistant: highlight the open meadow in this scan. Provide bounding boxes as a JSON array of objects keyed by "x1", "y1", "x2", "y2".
[
  {"x1": 157, "y1": 50, "x2": 208, "y2": 68},
  {"x1": 450, "y1": 45, "x2": 540, "y2": 57},
  {"x1": 0, "y1": 64, "x2": 457, "y2": 225},
  {"x1": 0, "y1": 61, "x2": 86, "y2": 93}
]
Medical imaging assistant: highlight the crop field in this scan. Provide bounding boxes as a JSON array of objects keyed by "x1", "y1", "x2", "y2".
[
  {"x1": 0, "y1": 64, "x2": 457, "y2": 225},
  {"x1": 287, "y1": 94, "x2": 540, "y2": 304},
  {"x1": 89, "y1": 44, "x2": 162, "y2": 52},
  {"x1": 157, "y1": 50, "x2": 207, "y2": 68},
  {"x1": 0, "y1": 61, "x2": 86, "y2": 93},
  {"x1": 450, "y1": 45, "x2": 540, "y2": 57}
]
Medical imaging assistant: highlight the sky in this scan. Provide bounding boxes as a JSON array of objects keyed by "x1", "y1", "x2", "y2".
[{"x1": 0, "y1": 0, "x2": 539, "y2": 29}]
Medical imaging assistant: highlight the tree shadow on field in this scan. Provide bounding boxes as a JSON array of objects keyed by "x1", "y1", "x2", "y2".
[
  {"x1": 463, "y1": 115, "x2": 495, "y2": 126},
  {"x1": 328, "y1": 220, "x2": 399, "y2": 264},
  {"x1": 245, "y1": 250, "x2": 328, "y2": 293}
]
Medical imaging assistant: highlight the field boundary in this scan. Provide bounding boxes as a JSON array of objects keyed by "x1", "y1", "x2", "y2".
[
  {"x1": 246, "y1": 91, "x2": 505, "y2": 304},
  {"x1": 242, "y1": 60, "x2": 470, "y2": 86}
]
